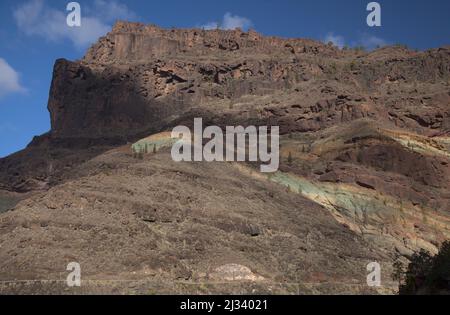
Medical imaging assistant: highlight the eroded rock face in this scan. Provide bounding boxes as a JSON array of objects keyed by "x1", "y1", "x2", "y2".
[
  {"x1": 48, "y1": 59, "x2": 160, "y2": 139},
  {"x1": 0, "y1": 22, "x2": 449, "y2": 294},
  {"x1": 42, "y1": 22, "x2": 450, "y2": 144},
  {"x1": 83, "y1": 21, "x2": 339, "y2": 63}
]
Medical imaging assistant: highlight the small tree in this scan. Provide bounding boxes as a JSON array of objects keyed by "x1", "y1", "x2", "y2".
[
  {"x1": 153, "y1": 144, "x2": 157, "y2": 154},
  {"x1": 392, "y1": 255, "x2": 405, "y2": 287},
  {"x1": 399, "y1": 249, "x2": 433, "y2": 294},
  {"x1": 144, "y1": 143, "x2": 148, "y2": 154},
  {"x1": 288, "y1": 152, "x2": 293, "y2": 165}
]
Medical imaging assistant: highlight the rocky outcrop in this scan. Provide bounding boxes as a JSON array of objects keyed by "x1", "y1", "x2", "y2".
[{"x1": 40, "y1": 22, "x2": 450, "y2": 144}]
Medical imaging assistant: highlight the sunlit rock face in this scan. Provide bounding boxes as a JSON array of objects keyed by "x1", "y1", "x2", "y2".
[{"x1": 45, "y1": 22, "x2": 450, "y2": 143}]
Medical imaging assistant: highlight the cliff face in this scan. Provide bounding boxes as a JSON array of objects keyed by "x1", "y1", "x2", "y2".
[
  {"x1": 46, "y1": 21, "x2": 450, "y2": 141},
  {"x1": 48, "y1": 22, "x2": 338, "y2": 140},
  {"x1": 0, "y1": 22, "x2": 449, "y2": 294}
]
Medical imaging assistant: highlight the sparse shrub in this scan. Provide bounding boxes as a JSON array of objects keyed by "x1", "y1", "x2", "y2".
[
  {"x1": 394, "y1": 43, "x2": 408, "y2": 50},
  {"x1": 422, "y1": 208, "x2": 428, "y2": 224},
  {"x1": 399, "y1": 200, "x2": 405, "y2": 215},
  {"x1": 288, "y1": 151, "x2": 293, "y2": 165},
  {"x1": 153, "y1": 144, "x2": 157, "y2": 154},
  {"x1": 329, "y1": 62, "x2": 337, "y2": 73},
  {"x1": 137, "y1": 146, "x2": 144, "y2": 159}
]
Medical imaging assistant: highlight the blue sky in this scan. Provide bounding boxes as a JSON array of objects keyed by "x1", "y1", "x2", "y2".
[{"x1": 1, "y1": 0, "x2": 450, "y2": 158}]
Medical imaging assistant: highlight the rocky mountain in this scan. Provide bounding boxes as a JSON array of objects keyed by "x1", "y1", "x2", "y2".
[{"x1": 0, "y1": 21, "x2": 449, "y2": 294}]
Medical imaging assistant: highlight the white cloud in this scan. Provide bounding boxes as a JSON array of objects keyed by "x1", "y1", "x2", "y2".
[
  {"x1": 202, "y1": 12, "x2": 253, "y2": 31},
  {"x1": 14, "y1": 0, "x2": 137, "y2": 49},
  {"x1": 88, "y1": 0, "x2": 137, "y2": 22},
  {"x1": 324, "y1": 33, "x2": 345, "y2": 49},
  {"x1": 202, "y1": 22, "x2": 220, "y2": 30},
  {"x1": 0, "y1": 58, "x2": 26, "y2": 98},
  {"x1": 323, "y1": 32, "x2": 388, "y2": 50},
  {"x1": 359, "y1": 34, "x2": 388, "y2": 50},
  {"x1": 222, "y1": 12, "x2": 252, "y2": 30}
]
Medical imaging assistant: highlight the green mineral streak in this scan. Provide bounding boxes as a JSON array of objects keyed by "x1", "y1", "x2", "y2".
[
  {"x1": 268, "y1": 171, "x2": 392, "y2": 220},
  {"x1": 132, "y1": 137, "x2": 179, "y2": 153}
]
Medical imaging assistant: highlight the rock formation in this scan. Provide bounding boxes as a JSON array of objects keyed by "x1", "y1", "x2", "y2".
[{"x1": 0, "y1": 22, "x2": 449, "y2": 294}]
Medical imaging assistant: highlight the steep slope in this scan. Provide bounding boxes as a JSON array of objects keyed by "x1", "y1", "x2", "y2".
[{"x1": 0, "y1": 146, "x2": 392, "y2": 294}]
